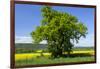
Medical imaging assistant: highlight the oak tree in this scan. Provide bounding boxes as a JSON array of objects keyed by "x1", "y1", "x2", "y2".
[{"x1": 31, "y1": 6, "x2": 87, "y2": 58}]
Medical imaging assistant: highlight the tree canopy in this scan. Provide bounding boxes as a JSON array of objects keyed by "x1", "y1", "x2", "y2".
[{"x1": 31, "y1": 6, "x2": 88, "y2": 58}]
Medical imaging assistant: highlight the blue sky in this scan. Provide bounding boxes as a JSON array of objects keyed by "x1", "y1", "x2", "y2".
[{"x1": 15, "y1": 4, "x2": 95, "y2": 47}]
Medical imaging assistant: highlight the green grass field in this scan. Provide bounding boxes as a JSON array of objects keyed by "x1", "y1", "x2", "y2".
[
  {"x1": 15, "y1": 56, "x2": 94, "y2": 66},
  {"x1": 15, "y1": 43, "x2": 95, "y2": 66}
]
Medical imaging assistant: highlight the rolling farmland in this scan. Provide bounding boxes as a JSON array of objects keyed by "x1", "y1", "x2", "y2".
[{"x1": 15, "y1": 43, "x2": 95, "y2": 66}]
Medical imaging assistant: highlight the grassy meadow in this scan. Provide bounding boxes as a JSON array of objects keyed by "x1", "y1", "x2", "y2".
[{"x1": 15, "y1": 43, "x2": 95, "y2": 66}]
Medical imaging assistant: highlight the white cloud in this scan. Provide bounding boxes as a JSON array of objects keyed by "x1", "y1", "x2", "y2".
[
  {"x1": 15, "y1": 33, "x2": 94, "y2": 47},
  {"x1": 40, "y1": 40, "x2": 47, "y2": 44},
  {"x1": 15, "y1": 36, "x2": 32, "y2": 43},
  {"x1": 15, "y1": 36, "x2": 47, "y2": 44},
  {"x1": 73, "y1": 33, "x2": 94, "y2": 47}
]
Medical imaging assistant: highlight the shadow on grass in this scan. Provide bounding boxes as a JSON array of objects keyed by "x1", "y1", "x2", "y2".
[{"x1": 62, "y1": 53, "x2": 93, "y2": 58}]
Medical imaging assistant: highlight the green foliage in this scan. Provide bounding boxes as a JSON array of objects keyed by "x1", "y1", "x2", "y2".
[{"x1": 31, "y1": 6, "x2": 87, "y2": 58}]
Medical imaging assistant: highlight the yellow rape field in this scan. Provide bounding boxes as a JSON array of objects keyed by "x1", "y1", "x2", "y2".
[
  {"x1": 72, "y1": 50, "x2": 94, "y2": 55},
  {"x1": 15, "y1": 53, "x2": 51, "y2": 60},
  {"x1": 15, "y1": 50, "x2": 94, "y2": 61}
]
